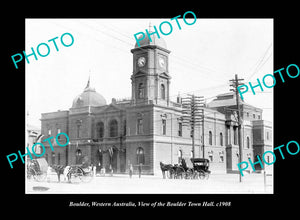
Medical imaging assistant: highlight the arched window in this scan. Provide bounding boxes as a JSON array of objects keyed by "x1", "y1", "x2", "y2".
[
  {"x1": 75, "y1": 149, "x2": 82, "y2": 164},
  {"x1": 138, "y1": 83, "x2": 144, "y2": 99},
  {"x1": 51, "y1": 152, "x2": 55, "y2": 165},
  {"x1": 137, "y1": 118, "x2": 143, "y2": 134},
  {"x1": 136, "y1": 147, "x2": 145, "y2": 164},
  {"x1": 161, "y1": 84, "x2": 166, "y2": 100},
  {"x1": 76, "y1": 119, "x2": 82, "y2": 138},
  {"x1": 209, "y1": 131, "x2": 213, "y2": 145},
  {"x1": 96, "y1": 122, "x2": 104, "y2": 138},
  {"x1": 109, "y1": 119, "x2": 118, "y2": 137},
  {"x1": 247, "y1": 136, "x2": 250, "y2": 149},
  {"x1": 178, "y1": 122, "x2": 182, "y2": 137},
  {"x1": 220, "y1": 132, "x2": 223, "y2": 146},
  {"x1": 162, "y1": 119, "x2": 166, "y2": 135},
  {"x1": 77, "y1": 124, "x2": 81, "y2": 138}
]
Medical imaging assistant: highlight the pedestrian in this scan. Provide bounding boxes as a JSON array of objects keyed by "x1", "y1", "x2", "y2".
[
  {"x1": 138, "y1": 163, "x2": 142, "y2": 178},
  {"x1": 129, "y1": 163, "x2": 133, "y2": 178},
  {"x1": 109, "y1": 164, "x2": 113, "y2": 176},
  {"x1": 93, "y1": 164, "x2": 96, "y2": 177}
]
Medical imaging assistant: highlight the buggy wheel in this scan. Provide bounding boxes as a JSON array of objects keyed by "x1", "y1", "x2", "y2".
[
  {"x1": 198, "y1": 170, "x2": 206, "y2": 180},
  {"x1": 186, "y1": 169, "x2": 194, "y2": 179},
  {"x1": 69, "y1": 167, "x2": 84, "y2": 183},
  {"x1": 35, "y1": 172, "x2": 47, "y2": 182},
  {"x1": 193, "y1": 171, "x2": 199, "y2": 179},
  {"x1": 82, "y1": 171, "x2": 93, "y2": 183},
  {"x1": 205, "y1": 172, "x2": 210, "y2": 180},
  {"x1": 27, "y1": 168, "x2": 36, "y2": 180}
]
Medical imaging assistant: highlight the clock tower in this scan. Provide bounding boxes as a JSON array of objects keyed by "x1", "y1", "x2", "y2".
[{"x1": 130, "y1": 30, "x2": 171, "y2": 105}]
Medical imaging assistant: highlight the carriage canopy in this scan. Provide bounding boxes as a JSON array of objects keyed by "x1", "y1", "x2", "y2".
[
  {"x1": 33, "y1": 158, "x2": 48, "y2": 173},
  {"x1": 190, "y1": 158, "x2": 210, "y2": 172},
  {"x1": 191, "y1": 158, "x2": 209, "y2": 163}
]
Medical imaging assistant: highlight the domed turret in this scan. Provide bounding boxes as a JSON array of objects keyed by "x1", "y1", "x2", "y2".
[
  {"x1": 134, "y1": 25, "x2": 167, "y2": 49},
  {"x1": 72, "y1": 78, "x2": 107, "y2": 108}
]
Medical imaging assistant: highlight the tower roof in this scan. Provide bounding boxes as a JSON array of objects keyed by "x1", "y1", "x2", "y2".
[
  {"x1": 134, "y1": 29, "x2": 167, "y2": 49},
  {"x1": 71, "y1": 78, "x2": 107, "y2": 108}
]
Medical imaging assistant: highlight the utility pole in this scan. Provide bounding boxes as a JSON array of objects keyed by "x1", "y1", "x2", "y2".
[
  {"x1": 182, "y1": 94, "x2": 205, "y2": 159},
  {"x1": 229, "y1": 74, "x2": 245, "y2": 182}
]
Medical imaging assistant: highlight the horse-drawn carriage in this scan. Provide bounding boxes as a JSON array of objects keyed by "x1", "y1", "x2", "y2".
[
  {"x1": 52, "y1": 156, "x2": 94, "y2": 183},
  {"x1": 27, "y1": 157, "x2": 94, "y2": 183},
  {"x1": 191, "y1": 158, "x2": 211, "y2": 179},
  {"x1": 160, "y1": 158, "x2": 211, "y2": 180},
  {"x1": 27, "y1": 158, "x2": 48, "y2": 182},
  {"x1": 65, "y1": 165, "x2": 94, "y2": 183}
]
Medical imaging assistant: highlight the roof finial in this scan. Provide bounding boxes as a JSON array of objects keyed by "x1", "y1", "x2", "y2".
[
  {"x1": 148, "y1": 22, "x2": 155, "y2": 44},
  {"x1": 86, "y1": 75, "x2": 90, "y2": 89},
  {"x1": 84, "y1": 70, "x2": 96, "y2": 92}
]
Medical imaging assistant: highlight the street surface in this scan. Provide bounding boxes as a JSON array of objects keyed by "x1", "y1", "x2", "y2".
[{"x1": 26, "y1": 171, "x2": 273, "y2": 194}]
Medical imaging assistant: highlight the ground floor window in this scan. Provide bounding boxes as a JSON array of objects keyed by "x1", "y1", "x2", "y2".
[
  {"x1": 136, "y1": 147, "x2": 145, "y2": 165},
  {"x1": 75, "y1": 149, "x2": 82, "y2": 164},
  {"x1": 51, "y1": 152, "x2": 55, "y2": 165},
  {"x1": 219, "y1": 155, "x2": 224, "y2": 163},
  {"x1": 209, "y1": 131, "x2": 213, "y2": 145}
]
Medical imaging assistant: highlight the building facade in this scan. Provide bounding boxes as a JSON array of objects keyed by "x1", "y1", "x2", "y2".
[{"x1": 40, "y1": 33, "x2": 272, "y2": 175}]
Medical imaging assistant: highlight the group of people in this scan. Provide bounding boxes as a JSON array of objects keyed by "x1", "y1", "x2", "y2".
[{"x1": 77, "y1": 152, "x2": 143, "y2": 178}]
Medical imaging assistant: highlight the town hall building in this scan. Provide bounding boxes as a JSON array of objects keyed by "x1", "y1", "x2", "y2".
[{"x1": 39, "y1": 32, "x2": 272, "y2": 175}]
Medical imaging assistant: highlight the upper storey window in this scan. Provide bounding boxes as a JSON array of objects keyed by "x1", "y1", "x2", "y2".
[
  {"x1": 138, "y1": 83, "x2": 144, "y2": 99},
  {"x1": 109, "y1": 119, "x2": 118, "y2": 137},
  {"x1": 161, "y1": 84, "x2": 166, "y2": 100}
]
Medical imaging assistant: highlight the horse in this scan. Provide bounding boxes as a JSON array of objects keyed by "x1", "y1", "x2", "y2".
[
  {"x1": 159, "y1": 162, "x2": 174, "y2": 179},
  {"x1": 51, "y1": 165, "x2": 71, "y2": 182}
]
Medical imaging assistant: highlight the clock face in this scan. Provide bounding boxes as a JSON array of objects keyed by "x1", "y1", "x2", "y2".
[
  {"x1": 159, "y1": 57, "x2": 165, "y2": 68},
  {"x1": 137, "y1": 57, "x2": 146, "y2": 67}
]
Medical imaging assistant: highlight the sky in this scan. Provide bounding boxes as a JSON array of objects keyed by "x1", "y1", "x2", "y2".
[{"x1": 25, "y1": 18, "x2": 273, "y2": 128}]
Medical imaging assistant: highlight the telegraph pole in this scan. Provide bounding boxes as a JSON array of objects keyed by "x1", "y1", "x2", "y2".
[
  {"x1": 182, "y1": 95, "x2": 193, "y2": 157},
  {"x1": 229, "y1": 74, "x2": 244, "y2": 182},
  {"x1": 182, "y1": 94, "x2": 205, "y2": 159}
]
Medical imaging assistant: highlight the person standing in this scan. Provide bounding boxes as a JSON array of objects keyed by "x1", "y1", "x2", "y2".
[
  {"x1": 92, "y1": 164, "x2": 96, "y2": 177},
  {"x1": 129, "y1": 163, "x2": 133, "y2": 178},
  {"x1": 109, "y1": 164, "x2": 113, "y2": 176},
  {"x1": 138, "y1": 163, "x2": 142, "y2": 178}
]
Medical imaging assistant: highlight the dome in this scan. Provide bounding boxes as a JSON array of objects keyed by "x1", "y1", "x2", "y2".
[
  {"x1": 72, "y1": 79, "x2": 107, "y2": 108},
  {"x1": 134, "y1": 30, "x2": 167, "y2": 49}
]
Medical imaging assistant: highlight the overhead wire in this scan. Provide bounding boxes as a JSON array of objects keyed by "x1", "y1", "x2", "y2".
[
  {"x1": 49, "y1": 19, "x2": 273, "y2": 87},
  {"x1": 86, "y1": 20, "x2": 233, "y2": 83},
  {"x1": 50, "y1": 19, "x2": 272, "y2": 116},
  {"x1": 246, "y1": 43, "x2": 273, "y2": 82}
]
